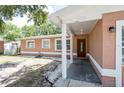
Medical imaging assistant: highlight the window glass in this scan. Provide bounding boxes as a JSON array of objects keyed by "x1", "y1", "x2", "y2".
[
  {"x1": 56, "y1": 39, "x2": 70, "y2": 50},
  {"x1": 66, "y1": 40, "x2": 70, "y2": 50},
  {"x1": 27, "y1": 41, "x2": 35, "y2": 48},
  {"x1": 42, "y1": 39, "x2": 50, "y2": 48},
  {"x1": 56, "y1": 40, "x2": 62, "y2": 50}
]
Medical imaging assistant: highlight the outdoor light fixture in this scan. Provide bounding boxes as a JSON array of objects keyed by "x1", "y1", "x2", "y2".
[{"x1": 109, "y1": 26, "x2": 116, "y2": 32}]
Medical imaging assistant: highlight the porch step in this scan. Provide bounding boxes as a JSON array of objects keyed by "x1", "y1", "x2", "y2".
[
  {"x1": 68, "y1": 79, "x2": 102, "y2": 87},
  {"x1": 53, "y1": 78, "x2": 70, "y2": 87},
  {"x1": 53, "y1": 78, "x2": 102, "y2": 87}
]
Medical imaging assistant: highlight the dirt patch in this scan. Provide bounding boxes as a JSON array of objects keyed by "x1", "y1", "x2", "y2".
[{"x1": 7, "y1": 61, "x2": 60, "y2": 87}]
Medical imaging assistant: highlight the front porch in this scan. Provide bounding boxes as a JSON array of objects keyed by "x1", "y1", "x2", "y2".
[
  {"x1": 60, "y1": 20, "x2": 99, "y2": 80},
  {"x1": 53, "y1": 58, "x2": 101, "y2": 87}
]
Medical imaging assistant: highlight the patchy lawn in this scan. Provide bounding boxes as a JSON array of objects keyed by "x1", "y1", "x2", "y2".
[
  {"x1": 0, "y1": 55, "x2": 27, "y2": 64},
  {"x1": 0, "y1": 55, "x2": 60, "y2": 87},
  {"x1": 7, "y1": 61, "x2": 60, "y2": 87},
  {"x1": 0, "y1": 60, "x2": 11, "y2": 64}
]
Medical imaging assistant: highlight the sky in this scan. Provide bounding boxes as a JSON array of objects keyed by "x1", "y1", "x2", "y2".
[{"x1": 8, "y1": 5, "x2": 66, "y2": 27}]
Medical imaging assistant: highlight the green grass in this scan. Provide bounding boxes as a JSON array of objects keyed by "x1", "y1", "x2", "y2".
[
  {"x1": 0, "y1": 60, "x2": 11, "y2": 64},
  {"x1": 0, "y1": 55, "x2": 22, "y2": 64}
]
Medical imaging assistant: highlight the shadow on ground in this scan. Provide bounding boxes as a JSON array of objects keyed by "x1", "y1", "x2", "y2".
[
  {"x1": 0, "y1": 59, "x2": 27, "y2": 69},
  {"x1": 4, "y1": 61, "x2": 60, "y2": 87}
]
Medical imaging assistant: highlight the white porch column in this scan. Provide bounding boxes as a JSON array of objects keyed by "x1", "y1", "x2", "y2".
[
  {"x1": 70, "y1": 33, "x2": 73, "y2": 64},
  {"x1": 62, "y1": 23, "x2": 67, "y2": 79}
]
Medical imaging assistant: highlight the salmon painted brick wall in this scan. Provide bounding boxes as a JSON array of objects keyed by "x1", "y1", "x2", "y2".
[
  {"x1": 21, "y1": 35, "x2": 88, "y2": 56},
  {"x1": 102, "y1": 11, "x2": 124, "y2": 87},
  {"x1": 21, "y1": 38, "x2": 57, "y2": 53},
  {"x1": 88, "y1": 13, "x2": 124, "y2": 86},
  {"x1": 122, "y1": 67, "x2": 124, "y2": 86},
  {"x1": 88, "y1": 11, "x2": 124, "y2": 86},
  {"x1": 88, "y1": 20, "x2": 103, "y2": 83},
  {"x1": 102, "y1": 11, "x2": 124, "y2": 69},
  {"x1": 0, "y1": 41, "x2": 4, "y2": 54},
  {"x1": 88, "y1": 20, "x2": 103, "y2": 67}
]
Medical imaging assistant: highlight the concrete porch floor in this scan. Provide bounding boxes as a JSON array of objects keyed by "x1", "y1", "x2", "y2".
[
  {"x1": 53, "y1": 58, "x2": 102, "y2": 87},
  {"x1": 67, "y1": 58, "x2": 101, "y2": 84}
]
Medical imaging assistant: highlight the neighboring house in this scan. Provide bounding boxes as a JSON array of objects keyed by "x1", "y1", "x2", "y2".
[
  {"x1": 20, "y1": 6, "x2": 124, "y2": 87},
  {"x1": 4, "y1": 41, "x2": 20, "y2": 55},
  {"x1": 0, "y1": 39, "x2": 4, "y2": 54}
]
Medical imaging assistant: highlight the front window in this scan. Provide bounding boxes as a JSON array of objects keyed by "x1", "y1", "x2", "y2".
[
  {"x1": 56, "y1": 40, "x2": 62, "y2": 50},
  {"x1": 66, "y1": 39, "x2": 70, "y2": 50},
  {"x1": 27, "y1": 40, "x2": 35, "y2": 48},
  {"x1": 42, "y1": 39, "x2": 50, "y2": 49},
  {"x1": 55, "y1": 39, "x2": 70, "y2": 50}
]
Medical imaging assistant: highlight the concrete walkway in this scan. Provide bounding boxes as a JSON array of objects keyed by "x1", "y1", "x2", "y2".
[{"x1": 67, "y1": 58, "x2": 101, "y2": 84}]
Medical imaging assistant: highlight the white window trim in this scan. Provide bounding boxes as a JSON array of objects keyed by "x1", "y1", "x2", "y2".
[
  {"x1": 26, "y1": 40, "x2": 35, "y2": 49},
  {"x1": 42, "y1": 39, "x2": 50, "y2": 49},
  {"x1": 55, "y1": 38, "x2": 70, "y2": 51}
]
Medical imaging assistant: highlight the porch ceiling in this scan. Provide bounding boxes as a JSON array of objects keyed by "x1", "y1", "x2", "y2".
[{"x1": 67, "y1": 19, "x2": 98, "y2": 35}]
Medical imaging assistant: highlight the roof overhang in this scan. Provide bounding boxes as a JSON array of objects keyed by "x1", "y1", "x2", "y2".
[
  {"x1": 21, "y1": 34, "x2": 70, "y2": 40},
  {"x1": 49, "y1": 5, "x2": 124, "y2": 35},
  {"x1": 50, "y1": 5, "x2": 124, "y2": 25}
]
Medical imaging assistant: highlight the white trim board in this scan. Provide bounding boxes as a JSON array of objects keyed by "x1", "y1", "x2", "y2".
[
  {"x1": 21, "y1": 51, "x2": 77, "y2": 56},
  {"x1": 116, "y1": 20, "x2": 123, "y2": 87},
  {"x1": 87, "y1": 53, "x2": 116, "y2": 77}
]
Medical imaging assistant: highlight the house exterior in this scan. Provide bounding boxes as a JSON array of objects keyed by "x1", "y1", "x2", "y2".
[
  {"x1": 21, "y1": 34, "x2": 87, "y2": 57},
  {"x1": 0, "y1": 40, "x2": 4, "y2": 54},
  {"x1": 21, "y1": 6, "x2": 124, "y2": 87}
]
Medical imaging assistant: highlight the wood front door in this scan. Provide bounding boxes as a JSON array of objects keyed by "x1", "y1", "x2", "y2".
[{"x1": 77, "y1": 39, "x2": 86, "y2": 57}]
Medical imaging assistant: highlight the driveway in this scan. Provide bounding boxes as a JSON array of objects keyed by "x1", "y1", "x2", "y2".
[{"x1": 0, "y1": 55, "x2": 56, "y2": 87}]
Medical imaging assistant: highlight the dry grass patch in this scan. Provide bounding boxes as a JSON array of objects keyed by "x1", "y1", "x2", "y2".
[
  {"x1": 6, "y1": 61, "x2": 60, "y2": 87},
  {"x1": 0, "y1": 55, "x2": 27, "y2": 64}
]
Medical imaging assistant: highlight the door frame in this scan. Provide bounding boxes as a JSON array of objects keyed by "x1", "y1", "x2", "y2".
[
  {"x1": 77, "y1": 39, "x2": 86, "y2": 57},
  {"x1": 116, "y1": 20, "x2": 123, "y2": 87}
]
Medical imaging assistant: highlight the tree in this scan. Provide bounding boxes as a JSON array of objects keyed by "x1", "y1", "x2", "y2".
[
  {"x1": 21, "y1": 25, "x2": 36, "y2": 37},
  {"x1": 37, "y1": 21, "x2": 61, "y2": 35},
  {"x1": 2, "y1": 23, "x2": 21, "y2": 42},
  {"x1": 21, "y1": 21, "x2": 61, "y2": 37},
  {"x1": 2, "y1": 21, "x2": 61, "y2": 42},
  {"x1": 0, "y1": 5, "x2": 48, "y2": 33}
]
